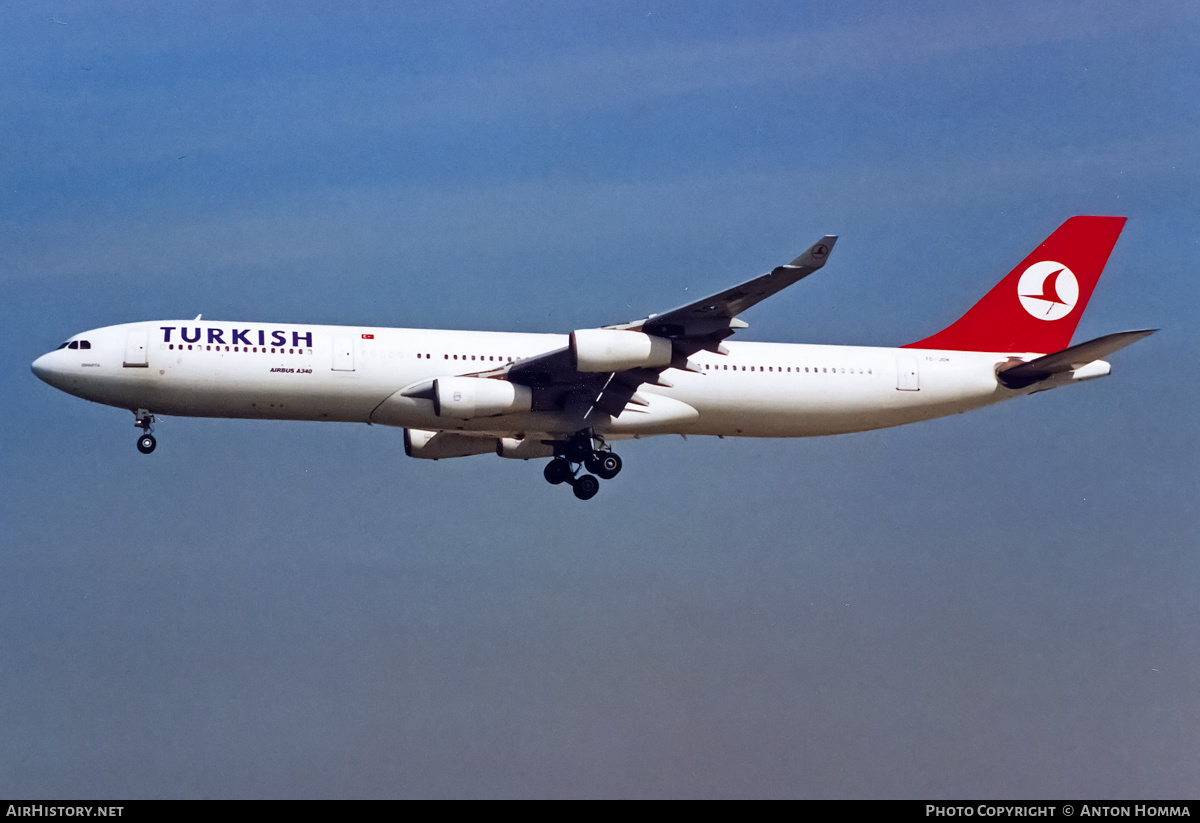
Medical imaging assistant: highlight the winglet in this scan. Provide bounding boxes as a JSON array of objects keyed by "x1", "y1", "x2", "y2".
[{"x1": 787, "y1": 236, "x2": 838, "y2": 269}]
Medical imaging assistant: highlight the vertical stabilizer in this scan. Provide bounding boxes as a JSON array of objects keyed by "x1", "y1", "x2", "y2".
[{"x1": 904, "y1": 216, "x2": 1126, "y2": 353}]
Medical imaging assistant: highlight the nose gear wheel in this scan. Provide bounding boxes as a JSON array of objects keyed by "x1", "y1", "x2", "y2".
[{"x1": 134, "y1": 410, "x2": 157, "y2": 454}]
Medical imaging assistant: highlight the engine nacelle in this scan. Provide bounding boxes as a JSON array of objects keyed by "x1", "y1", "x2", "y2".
[
  {"x1": 403, "y1": 429, "x2": 497, "y2": 460},
  {"x1": 497, "y1": 437, "x2": 557, "y2": 460},
  {"x1": 433, "y1": 377, "x2": 532, "y2": 420},
  {"x1": 570, "y1": 329, "x2": 673, "y2": 373}
]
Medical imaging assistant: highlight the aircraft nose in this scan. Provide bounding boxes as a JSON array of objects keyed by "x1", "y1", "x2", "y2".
[
  {"x1": 31, "y1": 352, "x2": 60, "y2": 386},
  {"x1": 31, "y1": 353, "x2": 49, "y2": 381}
]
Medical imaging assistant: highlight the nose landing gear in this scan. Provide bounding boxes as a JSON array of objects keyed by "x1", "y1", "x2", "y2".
[
  {"x1": 543, "y1": 432, "x2": 622, "y2": 500},
  {"x1": 134, "y1": 409, "x2": 156, "y2": 454}
]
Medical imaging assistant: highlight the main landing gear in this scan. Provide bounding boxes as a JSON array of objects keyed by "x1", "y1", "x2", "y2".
[
  {"x1": 543, "y1": 432, "x2": 623, "y2": 501},
  {"x1": 134, "y1": 409, "x2": 157, "y2": 454}
]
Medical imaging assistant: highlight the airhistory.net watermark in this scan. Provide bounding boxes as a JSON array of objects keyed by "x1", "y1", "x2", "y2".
[{"x1": 6, "y1": 807, "x2": 123, "y2": 817}]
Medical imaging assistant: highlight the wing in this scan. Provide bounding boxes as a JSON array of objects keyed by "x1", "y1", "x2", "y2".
[
  {"x1": 501, "y1": 235, "x2": 838, "y2": 420},
  {"x1": 614, "y1": 235, "x2": 838, "y2": 344}
]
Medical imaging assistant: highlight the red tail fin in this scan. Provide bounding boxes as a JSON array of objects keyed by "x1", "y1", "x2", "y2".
[{"x1": 904, "y1": 216, "x2": 1126, "y2": 353}]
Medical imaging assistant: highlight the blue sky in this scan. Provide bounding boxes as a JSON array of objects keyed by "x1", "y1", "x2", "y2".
[{"x1": 2, "y1": 1, "x2": 1198, "y2": 798}]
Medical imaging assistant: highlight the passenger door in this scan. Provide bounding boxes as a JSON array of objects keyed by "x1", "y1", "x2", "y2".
[
  {"x1": 896, "y1": 354, "x2": 920, "y2": 391},
  {"x1": 332, "y1": 336, "x2": 355, "y2": 371},
  {"x1": 123, "y1": 329, "x2": 149, "y2": 368}
]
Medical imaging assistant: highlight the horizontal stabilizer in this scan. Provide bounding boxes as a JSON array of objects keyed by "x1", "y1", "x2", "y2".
[{"x1": 997, "y1": 329, "x2": 1156, "y2": 389}]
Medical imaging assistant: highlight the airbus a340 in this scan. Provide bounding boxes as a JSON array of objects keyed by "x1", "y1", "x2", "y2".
[{"x1": 32, "y1": 216, "x2": 1153, "y2": 500}]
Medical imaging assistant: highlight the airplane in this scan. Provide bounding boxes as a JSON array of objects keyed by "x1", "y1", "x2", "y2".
[{"x1": 31, "y1": 215, "x2": 1154, "y2": 501}]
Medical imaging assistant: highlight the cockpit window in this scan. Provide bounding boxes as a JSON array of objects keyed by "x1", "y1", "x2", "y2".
[
  {"x1": 57, "y1": 342, "x2": 69, "y2": 350},
  {"x1": 79, "y1": 340, "x2": 91, "y2": 349},
  {"x1": 68, "y1": 341, "x2": 79, "y2": 349}
]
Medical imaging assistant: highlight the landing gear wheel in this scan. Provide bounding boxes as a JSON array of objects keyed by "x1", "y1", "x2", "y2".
[
  {"x1": 572, "y1": 474, "x2": 600, "y2": 500},
  {"x1": 544, "y1": 458, "x2": 572, "y2": 485},
  {"x1": 137, "y1": 434, "x2": 157, "y2": 454},
  {"x1": 594, "y1": 452, "x2": 622, "y2": 480}
]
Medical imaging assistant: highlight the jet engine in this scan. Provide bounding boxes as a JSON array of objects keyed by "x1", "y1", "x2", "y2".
[
  {"x1": 497, "y1": 437, "x2": 557, "y2": 459},
  {"x1": 403, "y1": 429, "x2": 497, "y2": 460},
  {"x1": 570, "y1": 329, "x2": 673, "y2": 373},
  {"x1": 433, "y1": 376, "x2": 532, "y2": 420}
]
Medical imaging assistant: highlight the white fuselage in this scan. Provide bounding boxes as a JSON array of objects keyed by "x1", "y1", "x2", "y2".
[{"x1": 31, "y1": 319, "x2": 1037, "y2": 441}]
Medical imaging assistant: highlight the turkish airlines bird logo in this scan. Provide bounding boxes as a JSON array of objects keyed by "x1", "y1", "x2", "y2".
[{"x1": 1018, "y1": 261, "x2": 1079, "y2": 321}]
